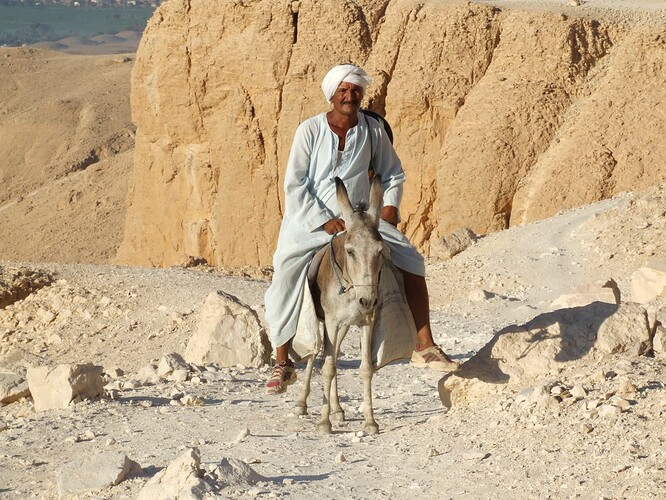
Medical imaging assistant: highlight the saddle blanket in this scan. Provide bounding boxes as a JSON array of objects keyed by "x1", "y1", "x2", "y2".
[{"x1": 291, "y1": 258, "x2": 417, "y2": 370}]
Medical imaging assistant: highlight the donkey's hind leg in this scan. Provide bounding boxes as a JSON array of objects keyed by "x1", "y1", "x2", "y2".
[
  {"x1": 317, "y1": 348, "x2": 335, "y2": 433},
  {"x1": 295, "y1": 355, "x2": 315, "y2": 416}
]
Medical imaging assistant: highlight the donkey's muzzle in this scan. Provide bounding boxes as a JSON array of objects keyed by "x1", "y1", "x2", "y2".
[{"x1": 358, "y1": 295, "x2": 378, "y2": 315}]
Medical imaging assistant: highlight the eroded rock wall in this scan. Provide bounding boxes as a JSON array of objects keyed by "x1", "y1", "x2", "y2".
[{"x1": 118, "y1": 0, "x2": 666, "y2": 267}]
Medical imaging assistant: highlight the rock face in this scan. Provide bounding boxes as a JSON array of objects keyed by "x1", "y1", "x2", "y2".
[
  {"x1": 118, "y1": 0, "x2": 666, "y2": 268},
  {"x1": 184, "y1": 292, "x2": 271, "y2": 368}
]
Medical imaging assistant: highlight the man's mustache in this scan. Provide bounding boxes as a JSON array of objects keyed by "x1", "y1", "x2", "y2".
[{"x1": 342, "y1": 100, "x2": 360, "y2": 106}]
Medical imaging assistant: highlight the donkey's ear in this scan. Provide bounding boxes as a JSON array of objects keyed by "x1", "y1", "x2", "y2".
[
  {"x1": 335, "y1": 177, "x2": 354, "y2": 223},
  {"x1": 368, "y1": 174, "x2": 383, "y2": 224}
]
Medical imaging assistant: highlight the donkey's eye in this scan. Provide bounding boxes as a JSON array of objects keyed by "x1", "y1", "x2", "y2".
[{"x1": 346, "y1": 249, "x2": 355, "y2": 258}]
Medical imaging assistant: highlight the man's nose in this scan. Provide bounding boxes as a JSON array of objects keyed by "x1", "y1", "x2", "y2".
[{"x1": 343, "y1": 89, "x2": 360, "y2": 100}]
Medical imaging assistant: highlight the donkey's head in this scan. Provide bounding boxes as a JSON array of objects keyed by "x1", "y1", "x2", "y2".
[{"x1": 335, "y1": 176, "x2": 385, "y2": 317}]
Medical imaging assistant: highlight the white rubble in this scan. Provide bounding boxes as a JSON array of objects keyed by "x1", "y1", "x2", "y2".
[
  {"x1": 184, "y1": 291, "x2": 271, "y2": 368},
  {"x1": 137, "y1": 447, "x2": 266, "y2": 499},
  {"x1": 26, "y1": 363, "x2": 104, "y2": 411},
  {"x1": 211, "y1": 457, "x2": 267, "y2": 487},
  {"x1": 56, "y1": 452, "x2": 140, "y2": 495},
  {"x1": 594, "y1": 303, "x2": 651, "y2": 356},
  {"x1": 0, "y1": 371, "x2": 30, "y2": 404},
  {"x1": 631, "y1": 258, "x2": 666, "y2": 303},
  {"x1": 157, "y1": 352, "x2": 191, "y2": 379},
  {"x1": 551, "y1": 278, "x2": 621, "y2": 309},
  {"x1": 430, "y1": 227, "x2": 477, "y2": 260},
  {"x1": 137, "y1": 448, "x2": 213, "y2": 500},
  {"x1": 135, "y1": 363, "x2": 160, "y2": 385}
]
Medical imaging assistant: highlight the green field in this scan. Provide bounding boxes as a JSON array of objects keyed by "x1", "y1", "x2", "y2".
[{"x1": 0, "y1": 5, "x2": 155, "y2": 46}]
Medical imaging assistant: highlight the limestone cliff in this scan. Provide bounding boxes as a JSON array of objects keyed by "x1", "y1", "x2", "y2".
[{"x1": 117, "y1": 0, "x2": 666, "y2": 268}]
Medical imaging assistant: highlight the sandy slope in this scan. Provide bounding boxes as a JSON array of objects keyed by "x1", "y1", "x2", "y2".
[{"x1": 0, "y1": 48, "x2": 134, "y2": 264}]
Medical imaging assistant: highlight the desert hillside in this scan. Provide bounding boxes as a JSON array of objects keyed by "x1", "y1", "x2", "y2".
[
  {"x1": 0, "y1": 47, "x2": 134, "y2": 264},
  {"x1": 117, "y1": 0, "x2": 666, "y2": 269}
]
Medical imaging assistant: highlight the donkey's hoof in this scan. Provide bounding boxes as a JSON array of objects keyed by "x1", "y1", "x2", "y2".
[
  {"x1": 295, "y1": 405, "x2": 308, "y2": 416},
  {"x1": 316, "y1": 421, "x2": 332, "y2": 434},
  {"x1": 331, "y1": 410, "x2": 345, "y2": 423},
  {"x1": 364, "y1": 422, "x2": 379, "y2": 435}
]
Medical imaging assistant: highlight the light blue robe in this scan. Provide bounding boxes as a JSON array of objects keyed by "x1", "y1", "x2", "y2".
[{"x1": 265, "y1": 112, "x2": 425, "y2": 348}]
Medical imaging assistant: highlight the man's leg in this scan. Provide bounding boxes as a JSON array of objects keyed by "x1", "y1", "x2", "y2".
[
  {"x1": 265, "y1": 340, "x2": 297, "y2": 394},
  {"x1": 275, "y1": 342, "x2": 290, "y2": 364},
  {"x1": 402, "y1": 270, "x2": 458, "y2": 372},
  {"x1": 402, "y1": 271, "x2": 436, "y2": 349}
]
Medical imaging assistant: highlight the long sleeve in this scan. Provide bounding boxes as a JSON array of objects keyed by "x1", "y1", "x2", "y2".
[
  {"x1": 283, "y1": 120, "x2": 334, "y2": 232},
  {"x1": 370, "y1": 119, "x2": 405, "y2": 213}
]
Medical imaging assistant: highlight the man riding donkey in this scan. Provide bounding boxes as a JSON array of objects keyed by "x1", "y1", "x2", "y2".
[{"x1": 264, "y1": 64, "x2": 458, "y2": 394}]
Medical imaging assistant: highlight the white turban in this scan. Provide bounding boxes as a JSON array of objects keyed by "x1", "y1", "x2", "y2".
[{"x1": 321, "y1": 64, "x2": 372, "y2": 103}]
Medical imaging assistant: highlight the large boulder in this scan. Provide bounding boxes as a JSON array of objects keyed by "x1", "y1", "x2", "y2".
[
  {"x1": 57, "y1": 452, "x2": 140, "y2": 496},
  {"x1": 26, "y1": 363, "x2": 104, "y2": 411},
  {"x1": 184, "y1": 292, "x2": 271, "y2": 368},
  {"x1": 631, "y1": 258, "x2": 666, "y2": 303},
  {"x1": 137, "y1": 447, "x2": 267, "y2": 499},
  {"x1": 430, "y1": 227, "x2": 477, "y2": 260},
  {"x1": 439, "y1": 303, "x2": 651, "y2": 408},
  {"x1": 137, "y1": 448, "x2": 211, "y2": 500}
]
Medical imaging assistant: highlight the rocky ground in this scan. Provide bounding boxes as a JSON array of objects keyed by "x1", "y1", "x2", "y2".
[{"x1": 1, "y1": 184, "x2": 664, "y2": 498}]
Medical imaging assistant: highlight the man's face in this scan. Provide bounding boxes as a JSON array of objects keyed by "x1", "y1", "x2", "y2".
[{"x1": 331, "y1": 82, "x2": 364, "y2": 116}]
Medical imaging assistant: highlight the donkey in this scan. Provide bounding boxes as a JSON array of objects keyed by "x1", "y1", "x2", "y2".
[{"x1": 295, "y1": 175, "x2": 386, "y2": 435}]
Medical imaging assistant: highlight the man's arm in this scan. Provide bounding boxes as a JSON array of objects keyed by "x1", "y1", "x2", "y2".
[
  {"x1": 370, "y1": 121, "x2": 406, "y2": 223},
  {"x1": 380, "y1": 206, "x2": 399, "y2": 226},
  {"x1": 283, "y1": 121, "x2": 334, "y2": 232}
]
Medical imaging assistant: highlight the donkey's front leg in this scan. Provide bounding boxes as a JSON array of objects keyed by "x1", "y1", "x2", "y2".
[
  {"x1": 295, "y1": 355, "x2": 315, "y2": 416},
  {"x1": 360, "y1": 323, "x2": 379, "y2": 435},
  {"x1": 317, "y1": 334, "x2": 336, "y2": 434},
  {"x1": 330, "y1": 325, "x2": 349, "y2": 423}
]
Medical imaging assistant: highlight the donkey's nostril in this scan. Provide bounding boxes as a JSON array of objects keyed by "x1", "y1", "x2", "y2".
[{"x1": 358, "y1": 297, "x2": 376, "y2": 311}]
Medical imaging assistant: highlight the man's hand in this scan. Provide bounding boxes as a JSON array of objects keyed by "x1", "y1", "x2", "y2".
[
  {"x1": 323, "y1": 218, "x2": 346, "y2": 235},
  {"x1": 380, "y1": 206, "x2": 399, "y2": 226}
]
